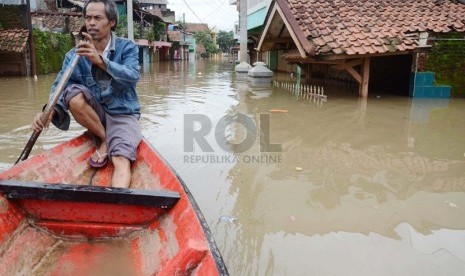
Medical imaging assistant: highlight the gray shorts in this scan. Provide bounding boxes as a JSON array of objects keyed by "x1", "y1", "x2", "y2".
[{"x1": 62, "y1": 84, "x2": 142, "y2": 162}]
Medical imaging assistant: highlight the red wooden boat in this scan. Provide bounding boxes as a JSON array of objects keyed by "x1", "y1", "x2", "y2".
[{"x1": 0, "y1": 132, "x2": 228, "y2": 275}]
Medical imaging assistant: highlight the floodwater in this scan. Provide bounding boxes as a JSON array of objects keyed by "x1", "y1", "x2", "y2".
[{"x1": 1, "y1": 59, "x2": 465, "y2": 275}]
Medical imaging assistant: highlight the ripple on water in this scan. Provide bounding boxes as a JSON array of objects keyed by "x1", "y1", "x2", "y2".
[{"x1": 2, "y1": 61, "x2": 465, "y2": 275}]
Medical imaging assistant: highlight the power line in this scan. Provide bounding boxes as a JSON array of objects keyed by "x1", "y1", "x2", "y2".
[
  {"x1": 205, "y1": 3, "x2": 225, "y2": 18},
  {"x1": 181, "y1": 0, "x2": 204, "y2": 24}
]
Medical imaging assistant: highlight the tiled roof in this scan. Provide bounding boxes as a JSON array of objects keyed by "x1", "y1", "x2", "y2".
[
  {"x1": 276, "y1": 0, "x2": 465, "y2": 56},
  {"x1": 168, "y1": 31, "x2": 181, "y2": 42},
  {"x1": 160, "y1": 10, "x2": 175, "y2": 23},
  {"x1": 143, "y1": 7, "x2": 175, "y2": 23},
  {"x1": 185, "y1": 23, "x2": 209, "y2": 33},
  {"x1": 0, "y1": 28, "x2": 29, "y2": 53},
  {"x1": 281, "y1": 48, "x2": 303, "y2": 60},
  {"x1": 147, "y1": 8, "x2": 163, "y2": 18},
  {"x1": 32, "y1": 12, "x2": 84, "y2": 33}
]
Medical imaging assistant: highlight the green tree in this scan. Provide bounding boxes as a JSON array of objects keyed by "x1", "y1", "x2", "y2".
[
  {"x1": 194, "y1": 30, "x2": 218, "y2": 55},
  {"x1": 217, "y1": 30, "x2": 235, "y2": 53},
  {"x1": 424, "y1": 32, "x2": 465, "y2": 97},
  {"x1": 116, "y1": 15, "x2": 128, "y2": 38},
  {"x1": 33, "y1": 29, "x2": 73, "y2": 74},
  {"x1": 153, "y1": 21, "x2": 166, "y2": 41}
]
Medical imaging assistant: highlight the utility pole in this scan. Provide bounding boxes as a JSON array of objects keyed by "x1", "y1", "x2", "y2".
[
  {"x1": 235, "y1": 0, "x2": 251, "y2": 72},
  {"x1": 25, "y1": 0, "x2": 37, "y2": 78},
  {"x1": 183, "y1": 13, "x2": 186, "y2": 60},
  {"x1": 127, "y1": 0, "x2": 134, "y2": 40}
]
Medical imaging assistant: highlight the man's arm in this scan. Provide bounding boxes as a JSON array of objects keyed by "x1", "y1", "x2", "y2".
[
  {"x1": 100, "y1": 42, "x2": 140, "y2": 86},
  {"x1": 31, "y1": 50, "x2": 75, "y2": 132}
]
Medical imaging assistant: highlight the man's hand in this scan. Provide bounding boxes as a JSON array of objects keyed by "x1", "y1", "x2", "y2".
[
  {"x1": 32, "y1": 110, "x2": 55, "y2": 132},
  {"x1": 76, "y1": 32, "x2": 106, "y2": 70}
]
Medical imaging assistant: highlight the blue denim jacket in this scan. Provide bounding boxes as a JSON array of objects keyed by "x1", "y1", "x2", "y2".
[{"x1": 50, "y1": 32, "x2": 141, "y2": 130}]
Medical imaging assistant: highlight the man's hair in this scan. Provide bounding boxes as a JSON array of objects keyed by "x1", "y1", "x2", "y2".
[{"x1": 83, "y1": 0, "x2": 119, "y2": 31}]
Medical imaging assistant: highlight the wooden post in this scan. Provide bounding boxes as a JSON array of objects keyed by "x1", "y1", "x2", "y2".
[
  {"x1": 360, "y1": 58, "x2": 370, "y2": 97},
  {"x1": 358, "y1": 96, "x2": 367, "y2": 122},
  {"x1": 332, "y1": 59, "x2": 364, "y2": 96},
  {"x1": 306, "y1": 63, "x2": 312, "y2": 85},
  {"x1": 26, "y1": 0, "x2": 37, "y2": 77}
]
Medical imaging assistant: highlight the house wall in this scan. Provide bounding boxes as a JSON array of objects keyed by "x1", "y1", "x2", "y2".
[
  {"x1": 0, "y1": 53, "x2": 26, "y2": 76},
  {"x1": 1, "y1": 0, "x2": 23, "y2": 5},
  {"x1": 139, "y1": 46, "x2": 151, "y2": 64},
  {"x1": 276, "y1": 50, "x2": 298, "y2": 74},
  {"x1": 0, "y1": 5, "x2": 28, "y2": 28},
  {"x1": 247, "y1": 6, "x2": 267, "y2": 30},
  {"x1": 32, "y1": 0, "x2": 51, "y2": 11},
  {"x1": 247, "y1": 0, "x2": 271, "y2": 32},
  {"x1": 0, "y1": 5, "x2": 29, "y2": 76},
  {"x1": 247, "y1": 0, "x2": 271, "y2": 14},
  {"x1": 185, "y1": 35, "x2": 196, "y2": 52}
]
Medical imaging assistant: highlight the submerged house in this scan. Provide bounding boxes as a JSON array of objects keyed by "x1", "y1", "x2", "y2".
[
  {"x1": 0, "y1": 2, "x2": 34, "y2": 76},
  {"x1": 0, "y1": 0, "x2": 176, "y2": 76},
  {"x1": 0, "y1": 28, "x2": 31, "y2": 76},
  {"x1": 185, "y1": 23, "x2": 215, "y2": 58},
  {"x1": 167, "y1": 28, "x2": 193, "y2": 60},
  {"x1": 257, "y1": 0, "x2": 465, "y2": 97}
]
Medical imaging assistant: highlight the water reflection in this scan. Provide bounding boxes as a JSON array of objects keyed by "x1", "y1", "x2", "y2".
[
  {"x1": 248, "y1": 86, "x2": 273, "y2": 100},
  {"x1": 218, "y1": 82, "x2": 465, "y2": 275},
  {"x1": 1, "y1": 60, "x2": 465, "y2": 275}
]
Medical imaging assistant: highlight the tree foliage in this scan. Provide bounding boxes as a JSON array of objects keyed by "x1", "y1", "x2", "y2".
[
  {"x1": 217, "y1": 30, "x2": 235, "y2": 53},
  {"x1": 33, "y1": 29, "x2": 73, "y2": 74},
  {"x1": 153, "y1": 21, "x2": 166, "y2": 41},
  {"x1": 194, "y1": 30, "x2": 218, "y2": 55},
  {"x1": 424, "y1": 32, "x2": 465, "y2": 97},
  {"x1": 115, "y1": 15, "x2": 128, "y2": 38}
]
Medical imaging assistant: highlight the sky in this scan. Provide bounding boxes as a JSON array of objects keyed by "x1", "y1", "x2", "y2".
[{"x1": 167, "y1": 0, "x2": 239, "y2": 31}]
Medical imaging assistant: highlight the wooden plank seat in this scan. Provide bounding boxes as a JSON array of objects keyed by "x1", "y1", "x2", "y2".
[
  {"x1": 0, "y1": 180, "x2": 181, "y2": 239},
  {"x1": 0, "y1": 180, "x2": 180, "y2": 208}
]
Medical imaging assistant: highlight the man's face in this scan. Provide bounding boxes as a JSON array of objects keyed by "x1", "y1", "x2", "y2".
[{"x1": 85, "y1": 2, "x2": 115, "y2": 41}]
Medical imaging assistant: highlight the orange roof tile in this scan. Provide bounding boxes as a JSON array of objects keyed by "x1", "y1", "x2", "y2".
[
  {"x1": 32, "y1": 12, "x2": 83, "y2": 33},
  {"x1": 0, "y1": 29, "x2": 29, "y2": 53},
  {"x1": 276, "y1": 0, "x2": 465, "y2": 56},
  {"x1": 185, "y1": 23, "x2": 209, "y2": 33}
]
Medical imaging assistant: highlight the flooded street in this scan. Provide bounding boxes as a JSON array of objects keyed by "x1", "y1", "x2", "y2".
[{"x1": 1, "y1": 59, "x2": 465, "y2": 275}]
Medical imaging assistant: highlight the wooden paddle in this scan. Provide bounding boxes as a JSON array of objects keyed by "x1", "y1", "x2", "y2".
[{"x1": 15, "y1": 53, "x2": 81, "y2": 164}]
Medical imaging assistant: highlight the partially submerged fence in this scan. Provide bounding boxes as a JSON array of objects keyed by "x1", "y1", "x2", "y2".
[{"x1": 273, "y1": 80, "x2": 327, "y2": 106}]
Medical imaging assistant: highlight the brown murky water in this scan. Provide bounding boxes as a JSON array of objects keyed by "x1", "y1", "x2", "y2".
[{"x1": 1, "y1": 59, "x2": 465, "y2": 275}]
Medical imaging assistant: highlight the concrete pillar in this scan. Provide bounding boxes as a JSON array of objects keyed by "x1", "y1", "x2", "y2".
[
  {"x1": 248, "y1": 63, "x2": 273, "y2": 87},
  {"x1": 127, "y1": 0, "x2": 134, "y2": 40},
  {"x1": 235, "y1": 0, "x2": 251, "y2": 72}
]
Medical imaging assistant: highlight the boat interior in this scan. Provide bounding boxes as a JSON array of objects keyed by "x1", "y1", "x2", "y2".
[{"x1": 0, "y1": 133, "x2": 225, "y2": 275}]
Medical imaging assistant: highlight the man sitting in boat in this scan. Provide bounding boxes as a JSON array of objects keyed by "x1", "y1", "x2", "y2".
[{"x1": 31, "y1": 0, "x2": 142, "y2": 189}]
